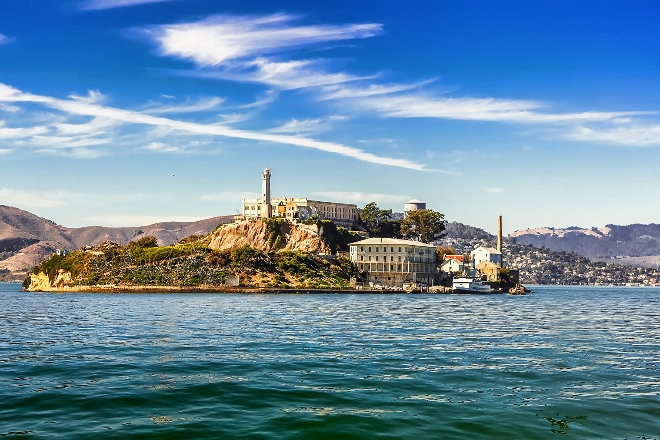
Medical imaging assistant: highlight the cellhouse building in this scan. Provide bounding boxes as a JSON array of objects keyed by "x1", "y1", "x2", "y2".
[{"x1": 241, "y1": 168, "x2": 359, "y2": 227}]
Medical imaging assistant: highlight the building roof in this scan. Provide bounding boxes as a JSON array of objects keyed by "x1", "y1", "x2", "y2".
[
  {"x1": 350, "y1": 238, "x2": 436, "y2": 248},
  {"x1": 405, "y1": 198, "x2": 424, "y2": 204},
  {"x1": 471, "y1": 246, "x2": 501, "y2": 254},
  {"x1": 445, "y1": 255, "x2": 464, "y2": 261}
]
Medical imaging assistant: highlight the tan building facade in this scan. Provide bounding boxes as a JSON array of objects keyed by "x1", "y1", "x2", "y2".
[
  {"x1": 241, "y1": 168, "x2": 358, "y2": 227},
  {"x1": 242, "y1": 197, "x2": 358, "y2": 226},
  {"x1": 349, "y1": 238, "x2": 437, "y2": 287}
]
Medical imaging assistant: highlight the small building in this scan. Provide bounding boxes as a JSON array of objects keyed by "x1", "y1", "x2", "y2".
[
  {"x1": 349, "y1": 238, "x2": 437, "y2": 288},
  {"x1": 470, "y1": 246, "x2": 502, "y2": 267},
  {"x1": 441, "y1": 258, "x2": 464, "y2": 274},
  {"x1": 476, "y1": 261, "x2": 501, "y2": 282}
]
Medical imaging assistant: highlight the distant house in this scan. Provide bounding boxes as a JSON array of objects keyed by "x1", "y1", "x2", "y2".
[
  {"x1": 470, "y1": 246, "x2": 502, "y2": 267},
  {"x1": 349, "y1": 238, "x2": 437, "y2": 288},
  {"x1": 441, "y1": 258, "x2": 464, "y2": 274}
]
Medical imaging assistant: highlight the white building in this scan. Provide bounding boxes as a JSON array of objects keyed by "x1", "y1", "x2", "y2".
[
  {"x1": 441, "y1": 258, "x2": 464, "y2": 274},
  {"x1": 349, "y1": 238, "x2": 437, "y2": 287},
  {"x1": 470, "y1": 246, "x2": 502, "y2": 267}
]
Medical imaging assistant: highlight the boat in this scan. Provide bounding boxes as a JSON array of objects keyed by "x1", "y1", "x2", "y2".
[{"x1": 451, "y1": 276, "x2": 498, "y2": 294}]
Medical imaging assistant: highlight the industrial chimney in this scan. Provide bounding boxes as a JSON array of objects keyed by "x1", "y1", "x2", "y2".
[{"x1": 497, "y1": 215, "x2": 503, "y2": 253}]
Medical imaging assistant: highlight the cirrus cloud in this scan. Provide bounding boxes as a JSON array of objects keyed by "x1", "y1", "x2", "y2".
[
  {"x1": 0, "y1": 82, "x2": 427, "y2": 170},
  {"x1": 145, "y1": 14, "x2": 381, "y2": 66}
]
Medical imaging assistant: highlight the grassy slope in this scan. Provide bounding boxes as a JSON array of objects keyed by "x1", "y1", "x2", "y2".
[{"x1": 25, "y1": 235, "x2": 358, "y2": 290}]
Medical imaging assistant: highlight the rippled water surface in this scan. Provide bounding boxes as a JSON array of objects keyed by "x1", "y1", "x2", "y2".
[{"x1": 1, "y1": 284, "x2": 658, "y2": 439}]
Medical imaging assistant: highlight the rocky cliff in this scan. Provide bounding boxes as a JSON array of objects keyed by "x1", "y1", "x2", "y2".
[{"x1": 208, "y1": 219, "x2": 330, "y2": 254}]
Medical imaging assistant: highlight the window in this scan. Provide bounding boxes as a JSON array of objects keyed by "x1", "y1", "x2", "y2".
[
  {"x1": 391, "y1": 247, "x2": 394, "y2": 252},
  {"x1": 376, "y1": 247, "x2": 379, "y2": 252},
  {"x1": 399, "y1": 247, "x2": 402, "y2": 252}
]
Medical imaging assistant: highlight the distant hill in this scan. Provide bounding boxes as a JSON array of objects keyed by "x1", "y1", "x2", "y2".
[
  {"x1": 510, "y1": 224, "x2": 660, "y2": 266},
  {"x1": 0, "y1": 205, "x2": 232, "y2": 280}
]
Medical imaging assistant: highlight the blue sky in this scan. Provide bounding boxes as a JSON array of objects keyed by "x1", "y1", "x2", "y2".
[{"x1": 1, "y1": 0, "x2": 659, "y2": 234}]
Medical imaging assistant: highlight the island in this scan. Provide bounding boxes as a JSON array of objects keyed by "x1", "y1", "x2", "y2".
[{"x1": 23, "y1": 218, "x2": 365, "y2": 293}]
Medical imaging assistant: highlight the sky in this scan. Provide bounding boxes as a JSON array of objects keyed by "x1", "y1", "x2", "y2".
[{"x1": 1, "y1": 0, "x2": 659, "y2": 235}]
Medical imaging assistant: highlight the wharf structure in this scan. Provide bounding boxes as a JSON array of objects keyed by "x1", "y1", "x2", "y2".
[
  {"x1": 349, "y1": 238, "x2": 437, "y2": 288},
  {"x1": 241, "y1": 168, "x2": 359, "y2": 227}
]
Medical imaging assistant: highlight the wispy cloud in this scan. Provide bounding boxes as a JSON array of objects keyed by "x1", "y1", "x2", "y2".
[
  {"x1": 319, "y1": 83, "x2": 648, "y2": 124},
  {"x1": 0, "y1": 188, "x2": 69, "y2": 209},
  {"x1": 269, "y1": 118, "x2": 332, "y2": 135},
  {"x1": 140, "y1": 14, "x2": 378, "y2": 90},
  {"x1": 484, "y1": 187, "x2": 503, "y2": 193},
  {"x1": 0, "y1": 82, "x2": 427, "y2": 169},
  {"x1": 563, "y1": 122, "x2": 660, "y2": 147},
  {"x1": 80, "y1": 0, "x2": 176, "y2": 11},
  {"x1": 145, "y1": 14, "x2": 381, "y2": 66},
  {"x1": 0, "y1": 34, "x2": 14, "y2": 45},
  {"x1": 141, "y1": 96, "x2": 224, "y2": 114},
  {"x1": 0, "y1": 148, "x2": 13, "y2": 155},
  {"x1": 135, "y1": 14, "x2": 660, "y2": 150},
  {"x1": 141, "y1": 139, "x2": 213, "y2": 153},
  {"x1": 192, "y1": 59, "x2": 371, "y2": 91}
]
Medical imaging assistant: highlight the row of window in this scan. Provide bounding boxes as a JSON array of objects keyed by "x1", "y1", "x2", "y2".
[
  {"x1": 360, "y1": 246, "x2": 404, "y2": 253},
  {"x1": 357, "y1": 246, "x2": 434, "y2": 253},
  {"x1": 359, "y1": 255, "x2": 402, "y2": 262},
  {"x1": 358, "y1": 263, "x2": 435, "y2": 272}
]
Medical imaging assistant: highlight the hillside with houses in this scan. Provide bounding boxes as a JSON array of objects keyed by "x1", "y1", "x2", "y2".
[{"x1": 441, "y1": 222, "x2": 660, "y2": 286}]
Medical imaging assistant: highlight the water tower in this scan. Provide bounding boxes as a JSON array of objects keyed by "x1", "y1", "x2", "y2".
[{"x1": 404, "y1": 199, "x2": 426, "y2": 216}]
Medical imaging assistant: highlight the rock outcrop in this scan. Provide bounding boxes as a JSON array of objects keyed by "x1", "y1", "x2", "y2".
[{"x1": 208, "y1": 219, "x2": 331, "y2": 254}]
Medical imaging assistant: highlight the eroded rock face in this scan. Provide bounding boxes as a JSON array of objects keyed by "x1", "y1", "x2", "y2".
[
  {"x1": 207, "y1": 220, "x2": 330, "y2": 254},
  {"x1": 25, "y1": 269, "x2": 74, "y2": 291}
]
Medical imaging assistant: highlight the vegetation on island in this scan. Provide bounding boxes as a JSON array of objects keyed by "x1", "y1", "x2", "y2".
[
  {"x1": 358, "y1": 202, "x2": 447, "y2": 243},
  {"x1": 400, "y1": 209, "x2": 447, "y2": 243},
  {"x1": 24, "y1": 222, "x2": 359, "y2": 291}
]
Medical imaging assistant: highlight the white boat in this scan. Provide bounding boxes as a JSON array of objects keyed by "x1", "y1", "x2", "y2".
[{"x1": 452, "y1": 276, "x2": 497, "y2": 294}]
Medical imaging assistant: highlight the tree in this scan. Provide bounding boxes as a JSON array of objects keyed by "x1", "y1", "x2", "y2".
[
  {"x1": 358, "y1": 202, "x2": 393, "y2": 237},
  {"x1": 436, "y1": 245, "x2": 456, "y2": 263},
  {"x1": 400, "y1": 209, "x2": 447, "y2": 243},
  {"x1": 379, "y1": 219, "x2": 403, "y2": 239}
]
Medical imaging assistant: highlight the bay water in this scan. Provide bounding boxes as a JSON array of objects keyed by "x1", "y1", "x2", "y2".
[{"x1": 1, "y1": 283, "x2": 658, "y2": 439}]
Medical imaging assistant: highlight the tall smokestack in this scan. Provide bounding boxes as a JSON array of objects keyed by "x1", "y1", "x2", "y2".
[{"x1": 497, "y1": 215, "x2": 502, "y2": 253}]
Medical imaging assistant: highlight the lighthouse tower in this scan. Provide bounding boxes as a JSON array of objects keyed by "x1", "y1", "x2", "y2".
[{"x1": 260, "y1": 167, "x2": 272, "y2": 218}]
